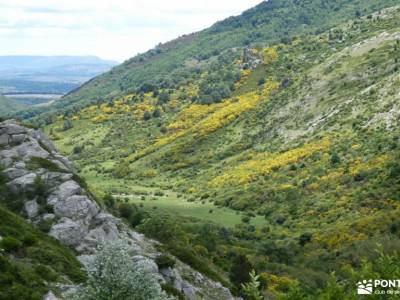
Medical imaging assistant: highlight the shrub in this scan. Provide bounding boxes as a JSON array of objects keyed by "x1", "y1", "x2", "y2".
[
  {"x1": 62, "y1": 120, "x2": 73, "y2": 131},
  {"x1": 161, "y1": 283, "x2": 185, "y2": 300},
  {"x1": 104, "y1": 194, "x2": 115, "y2": 209},
  {"x1": 230, "y1": 254, "x2": 253, "y2": 289},
  {"x1": 73, "y1": 145, "x2": 84, "y2": 154},
  {"x1": 33, "y1": 176, "x2": 47, "y2": 197},
  {"x1": 299, "y1": 233, "x2": 312, "y2": 246},
  {"x1": 158, "y1": 92, "x2": 170, "y2": 104},
  {"x1": 241, "y1": 270, "x2": 265, "y2": 300},
  {"x1": 242, "y1": 216, "x2": 251, "y2": 223},
  {"x1": 27, "y1": 157, "x2": 65, "y2": 173},
  {"x1": 37, "y1": 219, "x2": 54, "y2": 233},
  {"x1": 68, "y1": 240, "x2": 167, "y2": 300},
  {"x1": 155, "y1": 255, "x2": 176, "y2": 269},
  {"x1": 330, "y1": 152, "x2": 341, "y2": 166},
  {"x1": 143, "y1": 111, "x2": 152, "y2": 121},
  {"x1": 0, "y1": 237, "x2": 22, "y2": 253},
  {"x1": 118, "y1": 203, "x2": 135, "y2": 219}
]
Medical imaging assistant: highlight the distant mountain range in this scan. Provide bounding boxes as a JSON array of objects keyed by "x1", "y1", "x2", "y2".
[{"x1": 0, "y1": 55, "x2": 118, "y2": 94}]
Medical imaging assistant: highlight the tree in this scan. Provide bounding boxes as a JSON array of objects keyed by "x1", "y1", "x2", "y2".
[
  {"x1": 158, "y1": 92, "x2": 170, "y2": 104},
  {"x1": 299, "y1": 233, "x2": 312, "y2": 246},
  {"x1": 114, "y1": 160, "x2": 130, "y2": 178},
  {"x1": 63, "y1": 119, "x2": 73, "y2": 131},
  {"x1": 230, "y1": 254, "x2": 253, "y2": 288},
  {"x1": 103, "y1": 194, "x2": 115, "y2": 209},
  {"x1": 241, "y1": 270, "x2": 265, "y2": 300},
  {"x1": 153, "y1": 109, "x2": 161, "y2": 118},
  {"x1": 330, "y1": 152, "x2": 341, "y2": 166},
  {"x1": 68, "y1": 240, "x2": 168, "y2": 300},
  {"x1": 143, "y1": 111, "x2": 152, "y2": 121}
]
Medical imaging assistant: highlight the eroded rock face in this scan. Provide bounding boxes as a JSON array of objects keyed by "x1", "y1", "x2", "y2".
[
  {"x1": 54, "y1": 195, "x2": 99, "y2": 220},
  {"x1": 49, "y1": 218, "x2": 89, "y2": 247},
  {"x1": 0, "y1": 120, "x2": 238, "y2": 300}
]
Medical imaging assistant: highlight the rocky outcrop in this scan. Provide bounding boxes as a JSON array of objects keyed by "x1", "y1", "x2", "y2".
[{"x1": 0, "y1": 120, "x2": 237, "y2": 300}]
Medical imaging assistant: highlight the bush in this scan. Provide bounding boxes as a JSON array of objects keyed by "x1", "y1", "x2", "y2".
[
  {"x1": 155, "y1": 255, "x2": 176, "y2": 269},
  {"x1": 73, "y1": 145, "x2": 84, "y2": 154},
  {"x1": 118, "y1": 203, "x2": 135, "y2": 219},
  {"x1": 158, "y1": 92, "x2": 170, "y2": 104},
  {"x1": 143, "y1": 111, "x2": 152, "y2": 121},
  {"x1": 299, "y1": 233, "x2": 312, "y2": 246},
  {"x1": 27, "y1": 157, "x2": 65, "y2": 173},
  {"x1": 242, "y1": 216, "x2": 251, "y2": 223},
  {"x1": 0, "y1": 237, "x2": 22, "y2": 253},
  {"x1": 68, "y1": 240, "x2": 167, "y2": 300},
  {"x1": 62, "y1": 120, "x2": 73, "y2": 131},
  {"x1": 104, "y1": 194, "x2": 115, "y2": 209},
  {"x1": 161, "y1": 283, "x2": 185, "y2": 300},
  {"x1": 37, "y1": 219, "x2": 54, "y2": 233}
]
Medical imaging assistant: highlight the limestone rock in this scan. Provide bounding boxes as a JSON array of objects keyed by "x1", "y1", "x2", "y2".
[
  {"x1": 25, "y1": 200, "x2": 39, "y2": 218},
  {"x1": 42, "y1": 172, "x2": 73, "y2": 187},
  {"x1": 7, "y1": 173, "x2": 37, "y2": 192},
  {"x1": 9, "y1": 134, "x2": 27, "y2": 145},
  {"x1": 43, "y1": 291, "x2": 61, "y2": 300},
  {"x1": 31, "y1": 130, "x2": 58, "y2": 154},
  {"x1": 54, "y1": 195, "x2": 99, "y2": 220},
  {"x1": 16, "y1": 140, "x2": 49, "y2": 160},
  {"x1": 0, "y1": 134, "x2": 9, "y2": 145},
  {"x1": 0, "y1": 121, "x2": 26, "y2": 135},
  {"x1": 0, "y1": 149, "x2": 19, "y2": 167},
  {"x1": 49, "y1": 218, "x2": 88, "y2": 247},
  {"x1": 4, "y1": 167, "x2": 29, "y2": 180},
  {"x1": 48, "y1": 180, "x2": 82, "y2": 205}
]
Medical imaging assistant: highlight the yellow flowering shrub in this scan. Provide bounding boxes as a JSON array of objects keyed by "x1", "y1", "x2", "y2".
[
  {"x1": 91, "y1": 114, "x2": 110, "y2": 123},
  {"x1": 349, "y1": 154, "x2": 389, "y2": 175},
  {"x1": 132, "y1": 103, "x2": 155, "y2": 119},
  {"x1": 235, "y1": 69, "x2": 253, "y2": 88},
  {"x1": 263, "y1": 47, "x2": 278, "y2": 65},
  {"x1": 211, "y1": 138, "x2": 331, "y2": 186},
  {"x1": 100, "y1": 105, "x2": 113, "y2": 114},
  {"x1": 131, "y1": 81, "x2": 279, "y2": 161},
  {"x1": 167, "y1": 103, "x2": 224, "y2": 132}
]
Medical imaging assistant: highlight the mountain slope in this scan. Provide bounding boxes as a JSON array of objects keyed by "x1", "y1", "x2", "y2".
[
  {"x1": 42, "y1": 4, "x2": 400, "y2": 298},
  {"x1": 0, "y1": 120, "x2": 236, "y2": 300},
  {"x1": 18, "y1": 0, "x2": 398, "y2": 122},
  {"x1": 0, "y1": 95, "x2": 24, "y2": 116}
]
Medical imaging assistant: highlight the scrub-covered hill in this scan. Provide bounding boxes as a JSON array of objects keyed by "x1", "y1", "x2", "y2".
[{"x1": 17, "y1": 0, "x2": 398, "y2": 121}]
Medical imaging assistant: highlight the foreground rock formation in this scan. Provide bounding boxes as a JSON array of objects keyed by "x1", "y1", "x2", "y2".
[{"x1": 0, "y1": 120, "x2": 236, "y2": 300}]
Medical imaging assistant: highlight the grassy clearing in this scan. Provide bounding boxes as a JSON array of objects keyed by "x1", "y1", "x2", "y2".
[{"x1": 125, "y1": 193, "x2": 267, "y2": 228}]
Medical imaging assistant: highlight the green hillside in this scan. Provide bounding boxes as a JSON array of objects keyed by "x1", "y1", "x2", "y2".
[
  {"x1": 0, "y1": 175, "x2": 85, "y2": 300},
  {"x1": 36, "y1": 2, "x2": 400, "y2": 299},
  {"x1": 0, "y1": 95, "x2": 24, "y2": 116},
  {"x1": 18, "y1": 0, "x2": 398, "y2": 121}
]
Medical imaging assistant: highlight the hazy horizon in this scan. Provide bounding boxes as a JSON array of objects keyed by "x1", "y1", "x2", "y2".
[{"x1": 0, "y1": 0, "x2": 263, "y2": 62}]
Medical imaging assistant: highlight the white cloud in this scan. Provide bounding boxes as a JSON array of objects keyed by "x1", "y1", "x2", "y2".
[{"x1": 0, "y1": 0, "x2": 263, "y2": 62}]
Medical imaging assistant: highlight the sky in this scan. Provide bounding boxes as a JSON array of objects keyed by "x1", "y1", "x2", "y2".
[{"x1": 0, "y1": 0, "x2": 263, "y2": 62}]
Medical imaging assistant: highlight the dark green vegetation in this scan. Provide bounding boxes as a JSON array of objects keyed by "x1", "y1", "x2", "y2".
[
  {"x1": 23, "y1": 1, "x2": 400, "y2": 299},
  {"x1": 0, "y1": 173, "x2": 85, "y2": 300}
]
